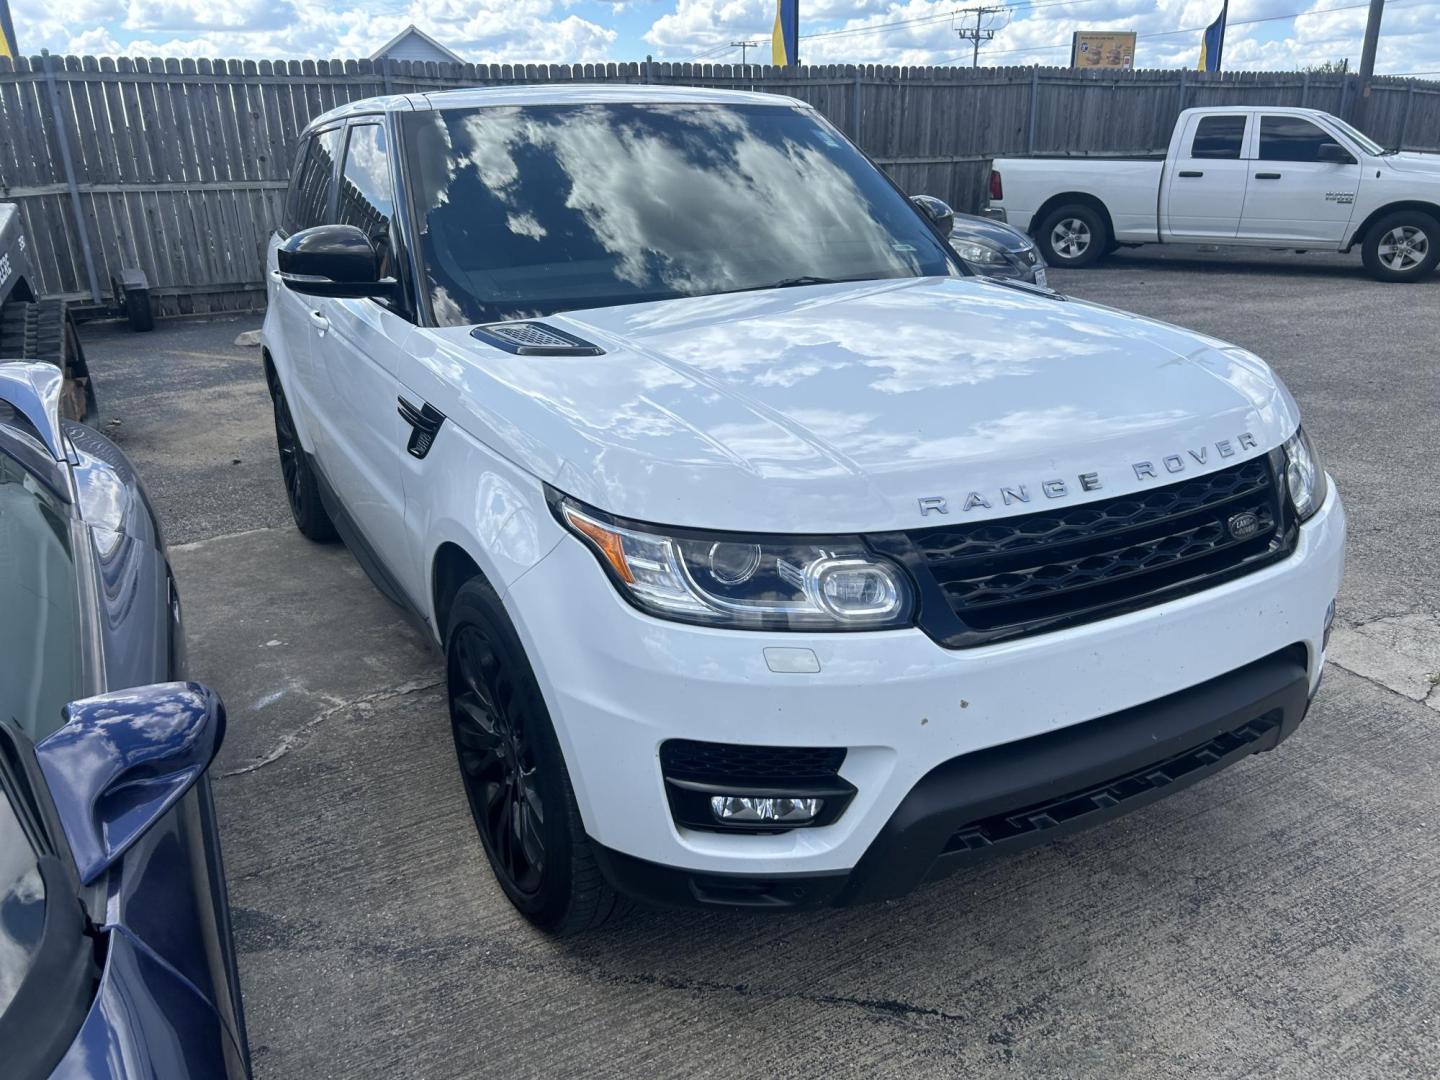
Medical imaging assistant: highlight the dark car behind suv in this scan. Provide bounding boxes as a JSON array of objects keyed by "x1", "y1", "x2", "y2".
[{"x1": 0, "y1": 362, "x2": 250, "y2": 1079}]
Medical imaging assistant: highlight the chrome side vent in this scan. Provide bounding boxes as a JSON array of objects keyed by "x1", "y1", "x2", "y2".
[{"x1": 470, "y1": 321, "x2": 605, "y2": 356}]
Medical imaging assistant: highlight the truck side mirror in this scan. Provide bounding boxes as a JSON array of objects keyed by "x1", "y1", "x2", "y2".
[
  {"x1": 35, "y1": 683, "x2": 226, "y2": 885},
  {"x1": 278, "y1": 224, "x2": 399, "y2": 300},
  {"x1": 1317, "y1": 142, "x2": 1355, "y2": 165},
  {"x1": 910, "y1": 195, "x2": 956, "y2": 236}
]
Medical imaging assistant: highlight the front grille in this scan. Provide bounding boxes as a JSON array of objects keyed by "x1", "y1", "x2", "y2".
[
  {"x1": 660, "y1": 740, "x2": 845, "y2": 784},
  {"x1": 903, "y1": 453, "x2": 1295, "y2": 647},
  {"x1": 943, "y1": 709, "x2": 1283, "y2": 855}
]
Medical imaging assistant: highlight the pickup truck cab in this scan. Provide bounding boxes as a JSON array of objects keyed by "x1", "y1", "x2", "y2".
[
  {"x1": 989, "y1": 105, "x2": 1440, "y2": 282},
  {"x1": 261, "y1": 86, "x2": 1344, "y2": 935}
]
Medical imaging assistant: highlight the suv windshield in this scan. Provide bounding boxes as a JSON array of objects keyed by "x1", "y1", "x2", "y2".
[
  {"x1": 401, "y1": 103, "x2": 958, "y2": 325},
  {"x1": 0, "y1": 450, "x2": 83, "y2": 742}
]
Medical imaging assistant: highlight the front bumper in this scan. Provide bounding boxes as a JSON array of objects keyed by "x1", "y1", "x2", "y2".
[
  {"x1": 592, "y1": 643, "x2": 1310, "y2": 908},
  {"x1": 504, "y1": 484, "x2": 1344, "y2": 902}
]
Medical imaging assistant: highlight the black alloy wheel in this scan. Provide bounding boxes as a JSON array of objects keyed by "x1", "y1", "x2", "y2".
[
  {"x1": 267, "y1": 373, "x2": 337, "y2": 541},
  {"x1": 443, "y1": 577, "x2": 626, "y2": 935},
  {"x1": 450, "y1": 625, "x2": 546, "y2": 897}
]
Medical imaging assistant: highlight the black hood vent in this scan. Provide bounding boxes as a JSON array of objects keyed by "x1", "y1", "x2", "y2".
[{"x1": 471, "y1": 321, "x2": 605, "y2": 356}]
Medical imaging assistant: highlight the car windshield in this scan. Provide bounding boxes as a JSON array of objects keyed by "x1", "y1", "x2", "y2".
[
  {"x1": 0, "y1": 779, "x2": 45, "y2": 1022},
  {"x1": 0, "y1": 449, "x2": 83, "y2": 742},
  {"x1": 401, "y1": 102, "x2": 959, "y2": 325}
]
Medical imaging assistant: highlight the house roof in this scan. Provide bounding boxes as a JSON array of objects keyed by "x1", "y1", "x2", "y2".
[{"x1": 369, "y1": 25, "x2": 465, "y2": 65}]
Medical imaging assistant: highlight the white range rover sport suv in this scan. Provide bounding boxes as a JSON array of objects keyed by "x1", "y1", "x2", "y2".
[{"x1": 262, "y1": 86, "x2": 1345, "y2": 935}]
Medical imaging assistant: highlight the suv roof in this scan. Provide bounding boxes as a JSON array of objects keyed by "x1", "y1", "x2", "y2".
[{"x1": 303, "y1": 84, "x2": 807, "y2": 136}]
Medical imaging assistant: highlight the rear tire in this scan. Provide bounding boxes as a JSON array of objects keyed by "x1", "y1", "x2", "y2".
[
  {"x1": 266, "y1": 372, "x2": 337, "y2": 542},
  {"x1": 1035, "y1": 203, "x2": 1110, "y2": 269},
  {"x1": 1361, "y1": 210, "x2": 1440, "y2": 283},
  {"x1": 446, "y1": 577, "x2": 627, "y2": 936}
]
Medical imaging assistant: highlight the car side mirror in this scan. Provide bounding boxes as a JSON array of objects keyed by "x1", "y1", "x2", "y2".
[
  {"x1": 278, "y1": 224, "x2": 398, "y2": 299},
  {"x1": 910, "y1": 195, "x2": 956, "y2": 236},
  {"x1": 35, "y1": 683, "x2": 226, "y2": 885},
  {"x1": 1317, "y1": 142, "x2": 1355, "y2": 165}
]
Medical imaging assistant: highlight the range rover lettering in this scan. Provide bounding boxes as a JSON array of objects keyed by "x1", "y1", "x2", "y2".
[{"x1": 262, "y1": 87, "x2": 1345, "y2": 934}]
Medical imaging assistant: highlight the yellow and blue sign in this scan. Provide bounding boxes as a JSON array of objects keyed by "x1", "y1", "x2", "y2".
[
  {"x1": 0, "y1": 0, "x2": 18, "y2": 60},
  {"x1": 1197, "y1": 2, "x2": 1228, "y2": 72},
  {"x1": 772, "y1": 0, "x2": 799, "y2": 67}
]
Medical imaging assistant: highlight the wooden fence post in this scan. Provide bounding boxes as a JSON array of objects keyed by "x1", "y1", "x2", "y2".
[
  {"x1": 1027, "y1": 65, "x2": 1039, "y2": 154},
  {"x1": 39, "y1": 50, "x2": 103, "y2": 303},
  {"x1": 1398, "y1": 81, "x2": 1414, "y2": 150},
  {"x1": 852, "y1": 67, "x2": 862, "y2": 140}
]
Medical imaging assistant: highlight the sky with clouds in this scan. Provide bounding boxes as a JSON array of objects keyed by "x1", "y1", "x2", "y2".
[{"x1": 16, "y1": 0, "x2": 1440, "y2": 78}]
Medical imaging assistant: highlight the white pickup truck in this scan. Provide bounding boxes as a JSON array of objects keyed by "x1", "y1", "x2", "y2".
[{"x1": 988, "y1": 105, "x2": 1440, "y2": 282}]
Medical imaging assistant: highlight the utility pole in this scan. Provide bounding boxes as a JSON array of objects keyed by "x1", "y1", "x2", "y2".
[
  {"x1": 731, "y1": 40, "x2": 762, "y2": 66},
  {"x1": 1355, "y1": 0, "x2": 1385, "y2": 124},
  {"x1": 954, "y1": 5, "x2": 1007, "y2": 68}
]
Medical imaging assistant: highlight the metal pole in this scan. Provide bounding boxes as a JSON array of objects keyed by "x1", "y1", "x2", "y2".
[
  {"x1": 40, "y1": 50, "x2": 103, "y2": 304},
  {"x1": 973, "y1": 9, "x2": 982, "y2": 67}
]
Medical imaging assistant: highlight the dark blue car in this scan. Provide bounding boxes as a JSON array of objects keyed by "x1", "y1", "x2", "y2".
[{"x1": 0, "y1": 362, "x2": 250, "y2": 1078}]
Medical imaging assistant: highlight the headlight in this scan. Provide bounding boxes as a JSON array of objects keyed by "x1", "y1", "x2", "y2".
[
  {"x1": 1282, "y1": 426, "x2": 1328, "y2": 521},
  {"x1": 556, "y1": 499, "x2": 914, "y2": 630},
  {"x1": 951, "y1": 237, "x2": 1011, "y2": 266}
]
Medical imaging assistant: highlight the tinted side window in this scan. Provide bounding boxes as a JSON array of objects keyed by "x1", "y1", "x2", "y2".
[
  {"x1": 0, "y1": 452, "x2": 82, "y2": 742},
  {"x1": 337, "y1": 123, "x2": 397, "y2": 277},
  {"x1": 284, "y1": 128, "x2": 342, "y2": 233},
  {"x1": 0, "y1": 784, "x2": 44, "y2": 1020},
  {"x1": 1258, "y1": 117, "x2": 1335, "y2": 162},
  {"x1": 337, "y1": 124, "x2": 395, "y2": 236},
  {"x1": 1190, "y1": 115, "x2": 1246, "y2": 159}
]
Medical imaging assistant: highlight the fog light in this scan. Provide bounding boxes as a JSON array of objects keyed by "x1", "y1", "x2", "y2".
[{"x1": 710, "y1": 795, "x2": 823, "y2": 824}]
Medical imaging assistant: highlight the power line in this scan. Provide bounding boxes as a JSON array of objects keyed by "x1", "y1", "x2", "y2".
[
  {"x1": 934, "y1": 0, "x2": 1421, "y2": 64},
  {"x1": 954, "y1": 5, "x2": 1010, "y2": 67}
]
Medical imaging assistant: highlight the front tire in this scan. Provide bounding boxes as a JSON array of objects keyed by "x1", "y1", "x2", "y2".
[
  {"x1": 1035, "y1": 203, "x2": 1110, "y2": 268},
  {"x1": 1361, "y1": 210, "x2": 1440, "y2": 283},
  {"x1": 266, "y1": 372, "x2": 337, "y2": 542},
  {"x1": 446, "y1": 578, "x2": 626, "y2": 936}
]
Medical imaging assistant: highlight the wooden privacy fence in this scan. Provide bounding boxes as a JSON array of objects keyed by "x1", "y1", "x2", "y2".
[{"x1": 2, "y1": 53, "x2": 1439, "y2": 317}]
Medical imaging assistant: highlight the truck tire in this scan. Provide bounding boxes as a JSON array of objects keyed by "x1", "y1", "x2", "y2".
[
  {"x1": 266, "y1": 373, "x2": 338, "y2": 542},
  {"x1": 1361, "y1": 210, "x2": 1440, "y2": 283},
  {"x1": 0, "y1": 300, "x2": 95, "y2": 421},
  {"x1": 1035, "y1": 204, "x2": 1110, "y2": 269},
  {"x1": 446, "y1": 577, "x2": 628, "y2": 936}
]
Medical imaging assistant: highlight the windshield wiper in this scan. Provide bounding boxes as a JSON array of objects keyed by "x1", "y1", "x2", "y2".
[{"x1": 723, "y1": 275, "x2": 882, "y2": 296}]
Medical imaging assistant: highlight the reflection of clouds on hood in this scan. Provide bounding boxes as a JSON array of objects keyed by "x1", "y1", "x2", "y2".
[{"x1": 447, "y1": 104, "x2": 921, "y2": 294}]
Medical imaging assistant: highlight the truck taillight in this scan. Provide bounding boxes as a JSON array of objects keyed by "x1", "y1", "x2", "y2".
[{"x1": 989, "y1": 169, "x2": 1003, "y2": 201}]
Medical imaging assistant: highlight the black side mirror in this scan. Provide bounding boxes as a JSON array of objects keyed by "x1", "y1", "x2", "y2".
[
  {"x1": 1317, "y1": 142, "x2": 1355, "y2": 165},
  {"x1": 910, "y1": 194, "x2": 956, "y2": 236},
  {"x1": 278, "y1": 224, "x2": 398, "y2": 299}
]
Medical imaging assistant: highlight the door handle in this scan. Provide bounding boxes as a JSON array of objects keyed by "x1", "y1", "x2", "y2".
[
  {"x1": 268, "y1": 269, "x2": 282, "y2": 281},
  {"x1": 1178, "y1": 170, "x2": 1204, "y2": 178},
  {"x1": 307, "y1": 310, "x2": 330, "y2": 336},
  {"x1": 1255, "y1": 172, "x2": 1283, "y2": 180}
]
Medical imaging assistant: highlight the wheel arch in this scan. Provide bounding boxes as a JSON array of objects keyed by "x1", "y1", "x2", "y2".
[
  {"x1": 1345, "y1": 200, "x2": 1440, "y2": 253},
  {"x1": 431, "y1": 540, "x2": 489, "y2": 644},
  {"x1": 1029, "y1": 192, "x2": 1116, "y2": 244}
]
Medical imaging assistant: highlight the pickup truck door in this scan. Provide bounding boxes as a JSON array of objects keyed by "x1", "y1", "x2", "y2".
[
  {"x1": 1236, "y1": 114, "x2": 1362, "y2": 244},
  {"x1": 306, "y1": 119, "x2": 424, "y2": 609},
  {"x1": 1162, "y1": 112, "x2": 1251, "y2": 239}
]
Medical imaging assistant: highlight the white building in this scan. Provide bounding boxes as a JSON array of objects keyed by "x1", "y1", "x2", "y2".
[{"x1": 371, "y1": 26, "x2": 464, "y2": 66}]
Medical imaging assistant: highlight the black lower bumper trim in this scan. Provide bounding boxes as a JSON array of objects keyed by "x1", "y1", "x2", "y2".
[{"x1": 592, "y1": 645, "x2": 1312, "y2": 911}]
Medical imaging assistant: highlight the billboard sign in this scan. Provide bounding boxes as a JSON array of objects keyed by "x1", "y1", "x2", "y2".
[{"x1": 1070, "y1": 31, "x2": 1136, "y2": 70}]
